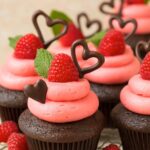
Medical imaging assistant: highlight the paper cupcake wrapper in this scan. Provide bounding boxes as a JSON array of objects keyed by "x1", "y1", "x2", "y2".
[
  {"x1": 0, "y1": 106, "x2": 25, "y2": 123},
  {"x1": 27, "y1": 135, "x2": 100, "y2": 150},
  {"x1": 99, "y1": 102, "x2": 117, "y2": 128},
  {"x1": 119, "y1": 128, "x2": 150, "y2": 150}
]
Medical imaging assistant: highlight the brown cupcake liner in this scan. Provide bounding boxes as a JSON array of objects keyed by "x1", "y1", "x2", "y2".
[
  {"x1": 0, "y1": 106, "x2": 25, "y2": 123},
  {"x1": 99, "y1": 102, "x2": 117, "y2": 128},
  {"x1": 27, "y1": 135, "x2": 100, "y2": 150},
  {"x1": 119, "y1": 128, "x2": 150, "y2": 150}
]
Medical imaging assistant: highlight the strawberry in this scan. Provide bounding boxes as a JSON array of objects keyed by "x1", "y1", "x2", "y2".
[
  {"x1": 48, "y1": 53, "x2": 79, "y2": 82},
  {"x1": 98, "y1": 29, "x2": 125, "y2": 56},
  {"x1": 7, "y1": 133, "x2": 28, "y2": 150},
  {"x1": 59, "y1": 22, "x2": 84, "y2": 47},
  {"x1": 140, "y1": 52, "x2": 150, "y2": 80},
  {"x1": 0, "y1": 121, "x2": 19, "y2": 142},
  {"x1": 126, "y1": 0, "x2": 145, "y2": 4},
  {"x1": 14, "y1": 34, "x2": 43, "y2": 59},
  {"x1": 103, "y1": 144, "x2": 120, "y2": 150}
]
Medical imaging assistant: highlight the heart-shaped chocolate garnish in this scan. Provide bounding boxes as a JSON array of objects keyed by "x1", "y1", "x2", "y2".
[
  {"x1": 71, "y1": 40, "x2": 104, "y2": 78},
  {"x1": 24, "y1": 79, "x2": 48, "y2": 103},
  {"x1": 99, "y1": 0, "x2": 124, "y2": 17},
  {"x1": 77, "y1": 13, "x2": 102, "y2": 39},
  {"x1": 136, "y1": 40, "x2": 150, "y2": 62},
  {"x1": 109, "y1": 16, "x2": 137, "y2": 41},
  {"x1": 32, "y1": 10, "x2": 68, "y2": 49}
]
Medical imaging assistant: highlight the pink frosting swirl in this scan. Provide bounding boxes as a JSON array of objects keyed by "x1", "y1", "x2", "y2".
[
  {"x1": 84, "y1": 45, "x2": 140, "y2": 84},
  {"x1": 114, "y1": 4, "x2": 150, "y2": 34},
  {"x1": 120, "y1": 74, "x2": 150, "y2": 115},
  {"x1": 0, "y1": 54, "x2": 39, "y2": 90},
  {"x1": 28, "y1": 79, "x2": 99, "y2": 123}
]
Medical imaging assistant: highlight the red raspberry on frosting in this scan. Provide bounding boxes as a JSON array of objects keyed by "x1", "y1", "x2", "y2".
[
  {"x1": 140, "y1": 52, "x2": 150, "y2": 80},
  {"x1": 48, "y1": 53, "x2": 79, "y2": 82},
  {"x1": 14, "y1": 34, "x2": 43, "y2": 59},
  {"x1": 98, "y1": 29, "x2": 125, "y2": 56},
  {"x1": 59, "y1": 22, "x2": 84, "y2": 47},
  {"x1": 103, "y1": 144, "x2": 120, "y2": 150}
]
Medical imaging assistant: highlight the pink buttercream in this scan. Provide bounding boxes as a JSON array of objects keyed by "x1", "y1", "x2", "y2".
[
  {"x1": 85, "y1": 45, "x2": 140, "y2": 84},
  {"x1": 6, "y1": 54, "x2": 37, "y2": 76},
  {"x1": 0, "y1": 67, "x2": 39, "y2": 90},
  {"x1": 128, "y1": 74, "x2": 150, "y2": 97},
  {"x1": 120, "y1": 84, "x2": 150, "y2": 115},
  {"x1": 48, "y1": 42, "x2": 97, "y2": 60},
  {"x1": 45, "y1": 79, "x2": 90, "y2": 101},
  {"x1": 0, "y1": 54, "x2": 39, "y2": 90},
  {"x1": 28, "y1": 91, "x2": 99, "y2": 123},
  {"x1": 114, "y1": 4, "x2": 150, "y2": 34}
]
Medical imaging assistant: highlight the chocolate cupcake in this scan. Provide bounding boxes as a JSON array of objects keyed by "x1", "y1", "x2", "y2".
[
  {"x1": 84, "y1": 28, "x2": 140, "y2": 127},
  {"x1": 0, "y1": 10, "x2": 67, "y2": 123},
  {"x1": 19, "y1": 40, "x2": 105, "y2": 150},
  {"x1": 99, "y1": 0, "x2": 150, "y2": 51},
  {"x1": 111, "y1": 50, "x2": 150, "y2": 150}
]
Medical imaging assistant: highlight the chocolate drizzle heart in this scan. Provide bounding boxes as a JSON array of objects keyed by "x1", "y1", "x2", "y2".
[
  {"x1": 32, "y1": 10, "x2": 68, "y2": 49},
  {"x1": 99, "y1": 0, "x2": 124, "y2": 17},
  {"x1": 136, "y1": 40, "x2": 150, "y2": 62},
  {"x1": 24, "y1": 79, "x2": 48, "y2": 103},
  {"x1": 71, "y1": 40, "x2": 104, "y2": 78},
  {"x1": 77, "y1": 12, "x2": 102, "y2": 39},
  {"x1": 109, "y1": 16, "x2": 137, "y2": 41}
]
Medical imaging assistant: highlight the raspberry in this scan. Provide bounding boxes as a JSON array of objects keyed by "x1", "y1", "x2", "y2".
[
  {"x1": 140, "y1": 52, "x2": 150, "y2": 80},
  {"x1": 103, "y1": 144, "x2": 120, "y2": 150},
  {"x1": 14, "y1": 34, "x2": 43, "y2": 59},
  {"x1": 0, "y1": 121, "x2": 19, "y2": 142},
  {"x1": 7, "y1": 133, "x2": 28, "y2": 150},
  {"x1": 48, "y1": 53, "x2": 79, "y2": 82},
  {"x1": 59, "y1": 22, "x2": 84, "y2": 47},
  {"x1": 98, "y1": 29, "x2": 125, "y2": 56}
]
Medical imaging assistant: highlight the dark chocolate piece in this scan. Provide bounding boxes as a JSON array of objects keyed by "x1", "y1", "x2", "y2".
[
  {"x1": 24, "y1": 80, "x2": 47, "y2": 103},
  {"x1": 77, "y1": 12, "x2": 102, "y2": 39},
  {"x1": 32, "y1": 10, "x2": 68, "y2": 49},
  {"x1": 71, "y1": 40, "x2": 104, "y2": 78},
  {"x1": 135, "y1": 40, "x2": 150, "y2": 62},
  {"x1": 99, "y1": 0, "x2": 124, "y2": 17},
  {"x1": 109, "y1": 16, "x2": 137, "y2": 41}
]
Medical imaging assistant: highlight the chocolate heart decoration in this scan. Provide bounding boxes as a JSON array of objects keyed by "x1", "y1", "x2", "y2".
[
  {"x1": 32, "y1": 10, "x2": 68, "y2": 49},
  {"x1": 71, "y1": 40, "x2": 104, "y2": 78},
  {"x1": 109, "y1": 16, "x2": 137, "y2": 41},
  {"x1": 99, "y1": 0, "x2": 124, "y2": 17},
  {"x1": 77, "y1": 12, "x2": 102, "y2": 39},
  {"x1": 24, "y1": 79, "x2": 48, "y2": 103},
  {"x1": 135, "y1": 40, "x2": 150, "y2": 62}
]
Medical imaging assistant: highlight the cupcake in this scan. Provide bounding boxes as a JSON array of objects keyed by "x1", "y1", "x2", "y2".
[
  {"x1": 0, "y1": 10, "x2": 67, "y2": 123},
  {"x1": 100, "y1": 0, "x2": 150, "y2": 51},
  {"x1": 19, "y1": 40, "x2": 105, "y2": 150},
  {"x1": 111, "y1": 51, "x2": 150, "y2": 150},
  {"x1": 48, "y1": 10, "x2": 102, "y2": 64},
  {"x1": 84, "y1": 29, "x2": 140, "y2": 127}
]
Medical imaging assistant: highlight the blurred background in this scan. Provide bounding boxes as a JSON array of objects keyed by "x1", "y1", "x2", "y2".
[{"x1": 0, "y1": 0, "x2": 106, "y2": 64}]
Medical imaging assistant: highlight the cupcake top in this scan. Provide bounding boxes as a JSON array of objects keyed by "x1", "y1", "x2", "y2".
[
  {"x1": 0, "y1": 10, "x2": 68, "y2": 91},
  {"x1": 48, "y1": 10, "x2": 102, "y2": 59},
  {"x1": 120, "y1": 48, "x2": 150, "y2": 115},
  {"x1": 100, "y1": 0, "x2": 150, "y2": 34},
  {"x1": 25, "y1": 40, "x2": 104, "y2": 123},
  {"x1": 84, "y1": 28, "x2": 140, "y2": 84}
]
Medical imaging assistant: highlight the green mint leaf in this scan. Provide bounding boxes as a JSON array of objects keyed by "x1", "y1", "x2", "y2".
[
  {"x1": 50, "y1": 10, "x2": 72, "y2": 35},
  {"x1": 87, "y1": 31, "x2": 106, "y2": 47},
  {"x1": 8, "y1": 35, "x2": 22, "y2": 48},
  {"x1": 34, "y1": 49, "x2": 53, "y2": 78}
]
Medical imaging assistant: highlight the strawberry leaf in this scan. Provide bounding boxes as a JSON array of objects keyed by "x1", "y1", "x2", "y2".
[
  {"x1": 87, "y1": 31, "x2": 106, "y2": 47},
  {"x1": 8, "y1": 35, "x2": 22, "y2": 48},
  {"x1": 145, "y1": 0, "x2": 150, "y2": 3},
  {"x1": 34, "y1": 49, "x2": 53, "y2": 78},
  {"x1": 50, "y1": 10, "x2": 72, "y2": 36}
]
